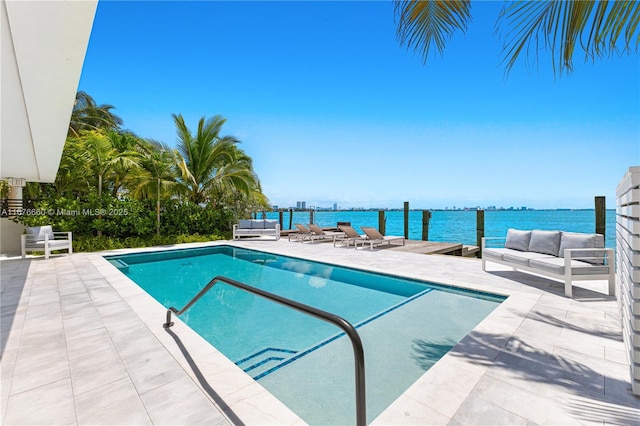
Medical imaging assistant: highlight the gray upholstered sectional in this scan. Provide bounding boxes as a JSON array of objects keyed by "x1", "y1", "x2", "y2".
[
  {"x1": 233, "y1": 219, "x2": 280, "y2": 240},
  {"x1": 482, "y1": 229, "x2": 615, "y2": 298}
]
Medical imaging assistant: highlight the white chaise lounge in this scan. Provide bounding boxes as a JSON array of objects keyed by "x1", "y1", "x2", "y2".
[
  {"x1": 21, "y1": 225, "x2": 73, "y2": 260},
  {"x1": 482, "y1": 228, "x2": 615, "y2": 298}
]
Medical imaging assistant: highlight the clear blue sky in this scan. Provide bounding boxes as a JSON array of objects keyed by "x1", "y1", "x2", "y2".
[{"x1": 79, "y1": 1, "x2": 640, "y2": 210}]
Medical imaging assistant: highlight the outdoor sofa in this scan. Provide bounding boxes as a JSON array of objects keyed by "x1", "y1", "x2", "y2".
[
  {"x1": 233, "y1": 219, "x2": 280, "y2": 240},
  {"x1": 21, "y1": 225, "x2": 73, "y2": 260},
  {"x1": 482, "y1": 228, "x2": 615, "y2": 298}
]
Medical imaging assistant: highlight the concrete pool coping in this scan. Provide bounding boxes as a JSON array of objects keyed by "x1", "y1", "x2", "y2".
[{"x1": 2, "y1": 239, "x2": 638, "y2": 425}]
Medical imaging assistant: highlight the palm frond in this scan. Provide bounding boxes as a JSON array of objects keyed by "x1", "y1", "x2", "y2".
[
  {"x1": 498, "y1": 0, "x2": 640, "y2": 76},
  {"x1": 69, "y1": 91, "x2": 123, "y2": 137},
  {"x1": 395, "y1": 0, "x2": 472, "y2": 62}
]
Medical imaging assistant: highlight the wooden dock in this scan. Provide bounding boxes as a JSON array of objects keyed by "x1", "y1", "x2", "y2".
[
  {"x1": 388, "y1": 240, "x2": 479, "y2": 257},
  {"x1": 281, "y1": 229, "x2": 478, "y2": 257},
  {"x1": 388, "y1": 240, "x2": 463, "y2": 255}
]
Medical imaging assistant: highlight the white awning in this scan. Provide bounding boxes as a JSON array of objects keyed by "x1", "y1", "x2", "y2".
[{"x1": 1, "y1": 0, "x2": 97, "y2": 183}]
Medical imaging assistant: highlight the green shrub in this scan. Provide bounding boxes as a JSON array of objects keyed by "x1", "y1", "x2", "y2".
[
  {"x1": 72, "y1": 233, "x2": 227, "y2": 252},
  {"x1": 160, "y1": 200, "x2": 234, "y2": 235},
  {"x1": 13, "y1": 195, "x2": 234, "y2": 240}
]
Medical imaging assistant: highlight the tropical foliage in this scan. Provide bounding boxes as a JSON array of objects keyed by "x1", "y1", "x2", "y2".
[
  {"x1": 68, "y1": 91, "x2": 123, "y2": 137},
  {"x1": 172, "y1": 113, "x2": 262, "y2": 205},
  {"x1": 395, "y1": 0, "x2": 640, "y2": 75},
  {"x1": 10, "y1": 92, "x2": 271, "y2": 249}
]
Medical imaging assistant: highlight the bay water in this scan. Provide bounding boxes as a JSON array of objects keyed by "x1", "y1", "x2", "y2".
[{"x1": 266, "y1": 209, "x2": 616, "y2": 248}]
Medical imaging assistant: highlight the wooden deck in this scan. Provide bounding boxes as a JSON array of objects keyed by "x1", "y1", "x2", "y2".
[
  {"x1": 388, "y1": 240, "x2": 463, "y2": 255},
  {"x1": 281, "y1": 229, "x2": 478, "y2": 257},
  {"x1": 388, "y1": 240, "x2": 479, "y2": 257}
]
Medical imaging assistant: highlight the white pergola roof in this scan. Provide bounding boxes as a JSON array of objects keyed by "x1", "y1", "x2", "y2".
[{"x1": 1, "y1": 0, "x2": 97, "y2": 183}]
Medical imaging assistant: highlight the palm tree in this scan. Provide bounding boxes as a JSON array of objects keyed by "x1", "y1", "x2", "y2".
[
  {"x1": 173, "y1": 113, "x2": 261, "y2": 204},
  {"x1": 131, "y1": 140, "x2": 179, "y2": 234},
  {"x1": 68, "y1": 91, "x2": 123, "y2": 137},
  {"x1": 104, "y1": 130, "x2": 144, "y2": 197},
  {"x1": 395, "y1": 1, "x2": 640, "y2": 75},
  {"x1": 79, "y1": 130, "x2": 139, "y2": 198},
  {"x1": 55, "y1": 135, "x2": 93, "y2": 196},
  {"x1": 207, "y1": 144, "x2": 270, "y2": 217}
]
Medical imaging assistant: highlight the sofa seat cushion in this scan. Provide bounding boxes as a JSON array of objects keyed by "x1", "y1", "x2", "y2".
[
  {"x1": 528, "y1": 257, "x2": 610, "y2": 276},
  {"x1": 483, "y1": 248, "x2": 509, "y2": 262},
  {"x1": 235, "y1": 228, "x2": 275, "y2": 235},
  {"x1": 505, "y1": 229, "x2": 531, "y2": 251},
  {"x1": 25, "y1": 240, "x2": 70, "y2": 249},
  {"x1": 502, "y1": 250, "x2": 555, "y2": 267},
  {"x1": 528, "y1": 230, "x2": 561, "y2": 256},
  {"x1": 559, "y1": 232, "x2": 605, "y2": 265},
  {"x1": 483, "y1": 248, "x2": 552, "y2": 266}
]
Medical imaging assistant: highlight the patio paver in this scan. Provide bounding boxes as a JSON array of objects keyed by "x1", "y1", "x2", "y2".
[{"x1": 1, "y1": 239, "x2": 638, "y2": 425}]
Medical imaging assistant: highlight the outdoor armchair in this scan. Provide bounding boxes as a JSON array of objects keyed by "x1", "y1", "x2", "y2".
[{"x1": 21, "y1": 225, "x2": 73, "y2": 259}]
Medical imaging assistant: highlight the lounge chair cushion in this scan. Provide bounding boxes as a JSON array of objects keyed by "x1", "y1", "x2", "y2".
[
  {"x1": 528, "y1": 230, "x2": 561, "y2": 256},
  {"x1": 558, "y1": 232, "x2": 604, "y2": 265},
  {"x1": 504, "y1": 229, "x2": 531, "y2": 252}
]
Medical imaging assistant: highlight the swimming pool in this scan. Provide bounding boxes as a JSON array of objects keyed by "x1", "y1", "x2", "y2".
[{"x1": 106, "y1": 246, "x2": 505, "y2": 424}]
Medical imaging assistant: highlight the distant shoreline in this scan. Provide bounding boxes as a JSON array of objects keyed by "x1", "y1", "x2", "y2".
[{"x1": 265, "y1": 208, "x2": 616, "y2": 248}]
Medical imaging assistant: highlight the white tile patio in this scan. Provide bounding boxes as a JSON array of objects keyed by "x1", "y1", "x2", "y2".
[{"x1": 1, "y1": 239, "x2": 638, "y2": 425}]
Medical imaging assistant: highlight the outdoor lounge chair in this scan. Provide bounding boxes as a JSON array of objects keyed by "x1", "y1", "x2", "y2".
[
  {"x1": 308, "y1": 224, "x2": 344, "y2": 242},
  {"x1": 359, "y1": 226, "x2": 405, "y2": 250},
  {"x1": 334, "y1": 225, "x2": 366, "y2": 248},
  {"x1": 290, "y1": 223, "x2": 318, "y2": 242},
  {"x1": 21, "y1": 225, "x2": 72, "y2": 259}
]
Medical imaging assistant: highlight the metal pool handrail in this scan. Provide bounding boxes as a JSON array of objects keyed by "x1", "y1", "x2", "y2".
[{"x1": 163, "y1": 275, "x2": 367, "y2": 426}]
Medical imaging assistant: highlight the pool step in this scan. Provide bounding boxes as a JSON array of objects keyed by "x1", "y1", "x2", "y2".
[
  {"x1": 107, "y1": 258, "x2": 129, "y2": 272},
  {"x1": 235, "y1": 347, "x2": 298, "y2": 378}
]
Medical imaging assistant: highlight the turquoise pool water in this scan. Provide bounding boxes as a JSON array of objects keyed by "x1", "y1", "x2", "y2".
[{"x1": 107, "y1": 246, "x2": 505, "y2": 424}]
